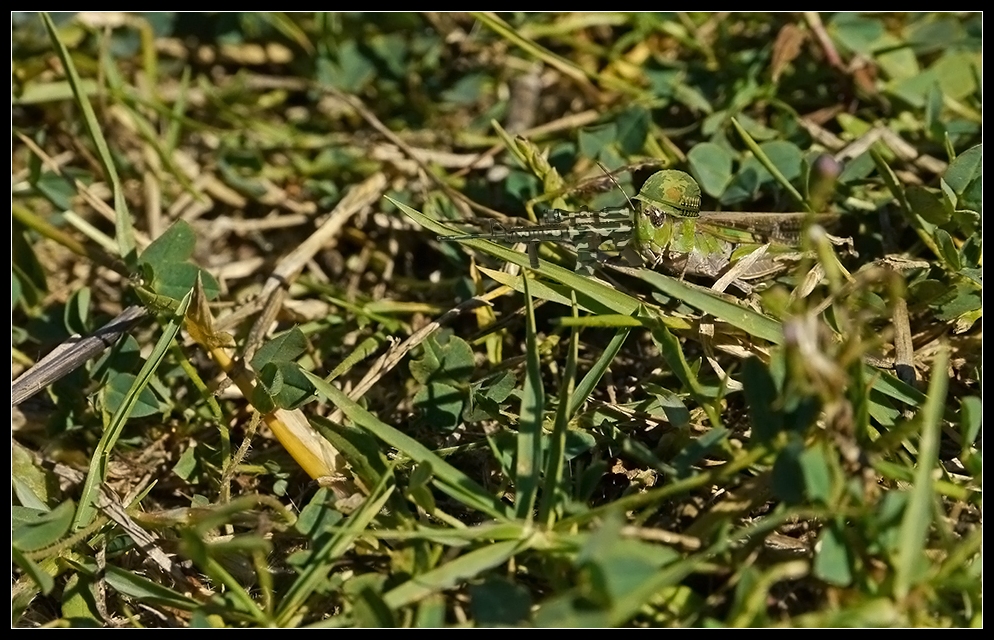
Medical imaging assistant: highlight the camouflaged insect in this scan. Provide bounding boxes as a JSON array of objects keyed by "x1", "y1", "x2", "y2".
[{"x1": 441, "y1": 169, "x2": 834, "y2": 281}]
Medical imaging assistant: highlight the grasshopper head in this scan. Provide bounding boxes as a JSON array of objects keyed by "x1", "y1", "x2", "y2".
[{"x1": 633, "y1": 170, "x2": 702, "y2": 224}]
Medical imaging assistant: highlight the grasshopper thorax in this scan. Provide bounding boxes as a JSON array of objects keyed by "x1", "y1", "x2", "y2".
[{"x1": 633, "y1": 170, "x2": 702, "y2": 225}]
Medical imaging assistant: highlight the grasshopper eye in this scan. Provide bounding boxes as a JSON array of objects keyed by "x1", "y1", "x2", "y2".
[{"x1": 643, "y1": 205, "x2": 666, "y2": 227}]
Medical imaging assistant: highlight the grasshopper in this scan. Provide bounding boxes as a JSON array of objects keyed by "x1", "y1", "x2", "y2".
[{"x1": 440, "y1": 169, "x2": 847, "y2": 285}]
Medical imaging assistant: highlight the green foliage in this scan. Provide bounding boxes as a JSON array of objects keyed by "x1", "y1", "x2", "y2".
[{"x1": 11, "y1": 11, "x2": 981, "y2": 629}]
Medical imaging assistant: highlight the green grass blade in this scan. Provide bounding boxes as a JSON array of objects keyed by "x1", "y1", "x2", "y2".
[
  {"x1": 71, "y1": 289, "x2": 192, "y2": 530},
  {"x1": 41, "y1": 12, "x2": 137, "y2": 266},
  {"x1": 894, "y1": 346, "x2": 949, "y2": 599},
  {"x1": 303, "y1": 370, "x2": 508, "y2": 520},
  {"x1": 382, "y1": 539, "x2": 523, "y2": 610},
  {"x1": 471, "y1": 13, "x2": 597, "y2": 96},
  {"x1": 568, "y1": 326, "x2": 630, "y2": 417},
  {"x1": 731, "y1": 117, "x2": 810, "y2": 212},
  {"x1": 515, "y1": 275, "x2": 545, "y2": 520},
  {"x1": 276, "y1": 472, "x2": 397, "y2": 625},
  {"x1": 540, "y1": 291, "x2": 580, "y2": 526},
  {"x1": 651, "y1": 322, "x2": 722, "y2": 401},
  {"x1": 104, "y1": 565, "x2": 201, "y2": 611},
  {"x1": 635, "y1": 269, "x2": 784, "y2": 344}
]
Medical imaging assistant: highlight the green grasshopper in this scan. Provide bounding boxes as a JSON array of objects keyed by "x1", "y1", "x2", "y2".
[{"x1": 440, "y1": 169, "x2": 843, "y2": 283}]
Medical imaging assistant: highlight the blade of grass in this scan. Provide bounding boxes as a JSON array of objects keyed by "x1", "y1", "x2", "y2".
[
  {"x1": 41, "y1": 12, "x2": 137, "y2": 266},
  {"x1": 515, "y1": 274, "x2": 544, "y2": 520},
  {"x1": 731, "y1": 117, "x2": 810, "y2": 212},
  {"x1": 569, "y1": 326, "x2": 630, "y2": 417},
  {"x1": 636, "y1": 268, "x2": 784, "y2": 344},
  {"x1": 382, "y1": 539, "x2": 524, "y2": 611},
  {"x1": 471, "y1": 13, "x2": 600, "y2": 99},
  {"x1": 101, "y1": 52, "x2": 198, "y2": 197},
  {"x1": 303, "y1": 370, "x2": 508, "y2": 520},
  {"x1": 71, "y1": 289, "x2": 192, "y2": 530},
  {"x1": 651, "y1": 322, "x2": 723, "y2": 400},
  {"x1": 540, "y1": 291, "x2": 580, "y2": 526},
  {"x1": 275, "y1": 471, "x2": 397, "y2": 626},
  {"x1": 179, "y1": 529, "x2": 270, "y2": 625},
  {"x1": 894, "y1": 345, "x2": 949, "y2": 599}
]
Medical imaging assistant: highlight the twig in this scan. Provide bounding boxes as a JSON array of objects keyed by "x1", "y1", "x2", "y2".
[
  {"x1": 327, "y1": 293, "x2": 497, "y2": 423},
  {"x1": 12, "y1": 305, "x2": 148, "y2": 406},
  {"x1": 241, "y1": 172, "x2": 387, "y2": 363}
]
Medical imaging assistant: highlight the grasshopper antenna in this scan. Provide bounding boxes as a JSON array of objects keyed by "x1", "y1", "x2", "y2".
[{"x1": 597, "y1": 161, "x2": 639, "y2": 215}]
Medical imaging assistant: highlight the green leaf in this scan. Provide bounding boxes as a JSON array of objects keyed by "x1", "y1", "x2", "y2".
[
  {"x1": 936, "y1": 283, "x2": 981, "y2": 322},
  {"x1": 323, "y1": 40, "x2": 375, "y2": 92},
  {"x1": 570, "y1": 327, "x2": 630, "y2": 416},
  {"x1": 304, "y1": 369, "x2": 507, "y2": 520},
  {"x1": 813, "y1": 521, "x2": 853, "y2": 586},
  {"x1": 295, "y1": 488, "x2": 344, "y2": 539},
  {"x1": 959, "y1": 396, "x2": 981, "y2": 446},
  {"x1": 442, "y1": 72, "x2": 489, "y2": 106},
  {"x1": 672, "y1": 427, "x2": 729, "y2": 479},
  {"x1": 11, "y1": 548, "x2": 55, "y2": 595},
  {"x1": 409, "y1": 337, "x2": 442, "y2": 383},
  {"x1": 578, "y1": 123, "x2": 617, "y2": 161},
  {"x1": 12, "y1": 442, "x2": 54, "y2": 508},
  {"x1": 731, "y1": 118, "x2": 808, "y2": 210},
  {"x1": 894, "y1": 347, "x2": 948, "y2": 598},
  {"x1": 414, "y1": 381, "x2": 464, "y2": 432},
  {"x1": 828, "y1": 13, "x2": 884, "y2": 57},
  {"x1": 933, "y1": 229, "x2": 961, "y2": 271},
  {"x1": 140, "y1": 220, "x2": 196, "y2": 267},
  {"x1": 12, "y1": 500, "x2": 75, "y2": 552},
  {"x1": 102, "y1": 372, "x2": 165, "y2": 418},
  {"x1": 906, "y1": 186, "x2": 950, "y2": 225},
  {"x1": 73, "y1": 290, "x2": 192, "y2": 530},
  {"x1": 515, "y1": 274, "x2": 544, "y2": 519},
  {"x1": 944, "y1": 144, "x2": 982, "y2": 195},
  {"x1": 931, "y1": 52, "x2": 980, "y2": 100},
  {"x1": 687, "y1": 142, "x2": 734, "y2": 198},
  {"x1": 758, "y1": 140, "x2": 803, "y2": 182},
  {"x1": 155, "y1": 263, "x2": 219, "y2": 302},
  {"x1": 907, "y1": 16, "x2": 966, "y2": 54},
  {"x1": 383, "y1": 540, "x2": 523, "y2": 611},
  {"x1": 34, "y1": 170, "x2": 79, "y2": 210},
  {"x1": 63, "y1": 286, "x2": 92, "y2": 335},
  {"x1": 742, "y1": 357, "x2": 782, "y2": 443},
  {"x1": 410, "y1": 333, "x2": 475, "y2": 385},
  {"x1": 172, "y1": 444, "x2": 198, "y2": 480},
  {"x1": 485, "y1": 371, "x2": 517, "y2": 403},
  {"x1": 469, "y1": 577, "x2": 532, "y2": 626},
  {"x1": 41, "y1": 12, "x2": 136, "y2": 266},
  {"x1": 771, "y1": 438, "x2": 805, "y2": 505},
  {"x1": 62, "y1": 572, "x2": 102, "y2": 626},
  {"x1": 104, "y1": 565, "x2": 200, "y2": 610},
  {"x1": 615, "y1": 105, "x2": 650, "y2": 156},
  {"x1": 637, "y1": 270, "x2": 784, "y2": 344},
  {"x1": 734, "y1": 113, "x2": 779, "y2": 142},
  {"x1": 251, "y1": 326, "x2": 308, "y2": 370},
  {"x1": 800, "y1": 444, "x2": 832, "y2": 505}
]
